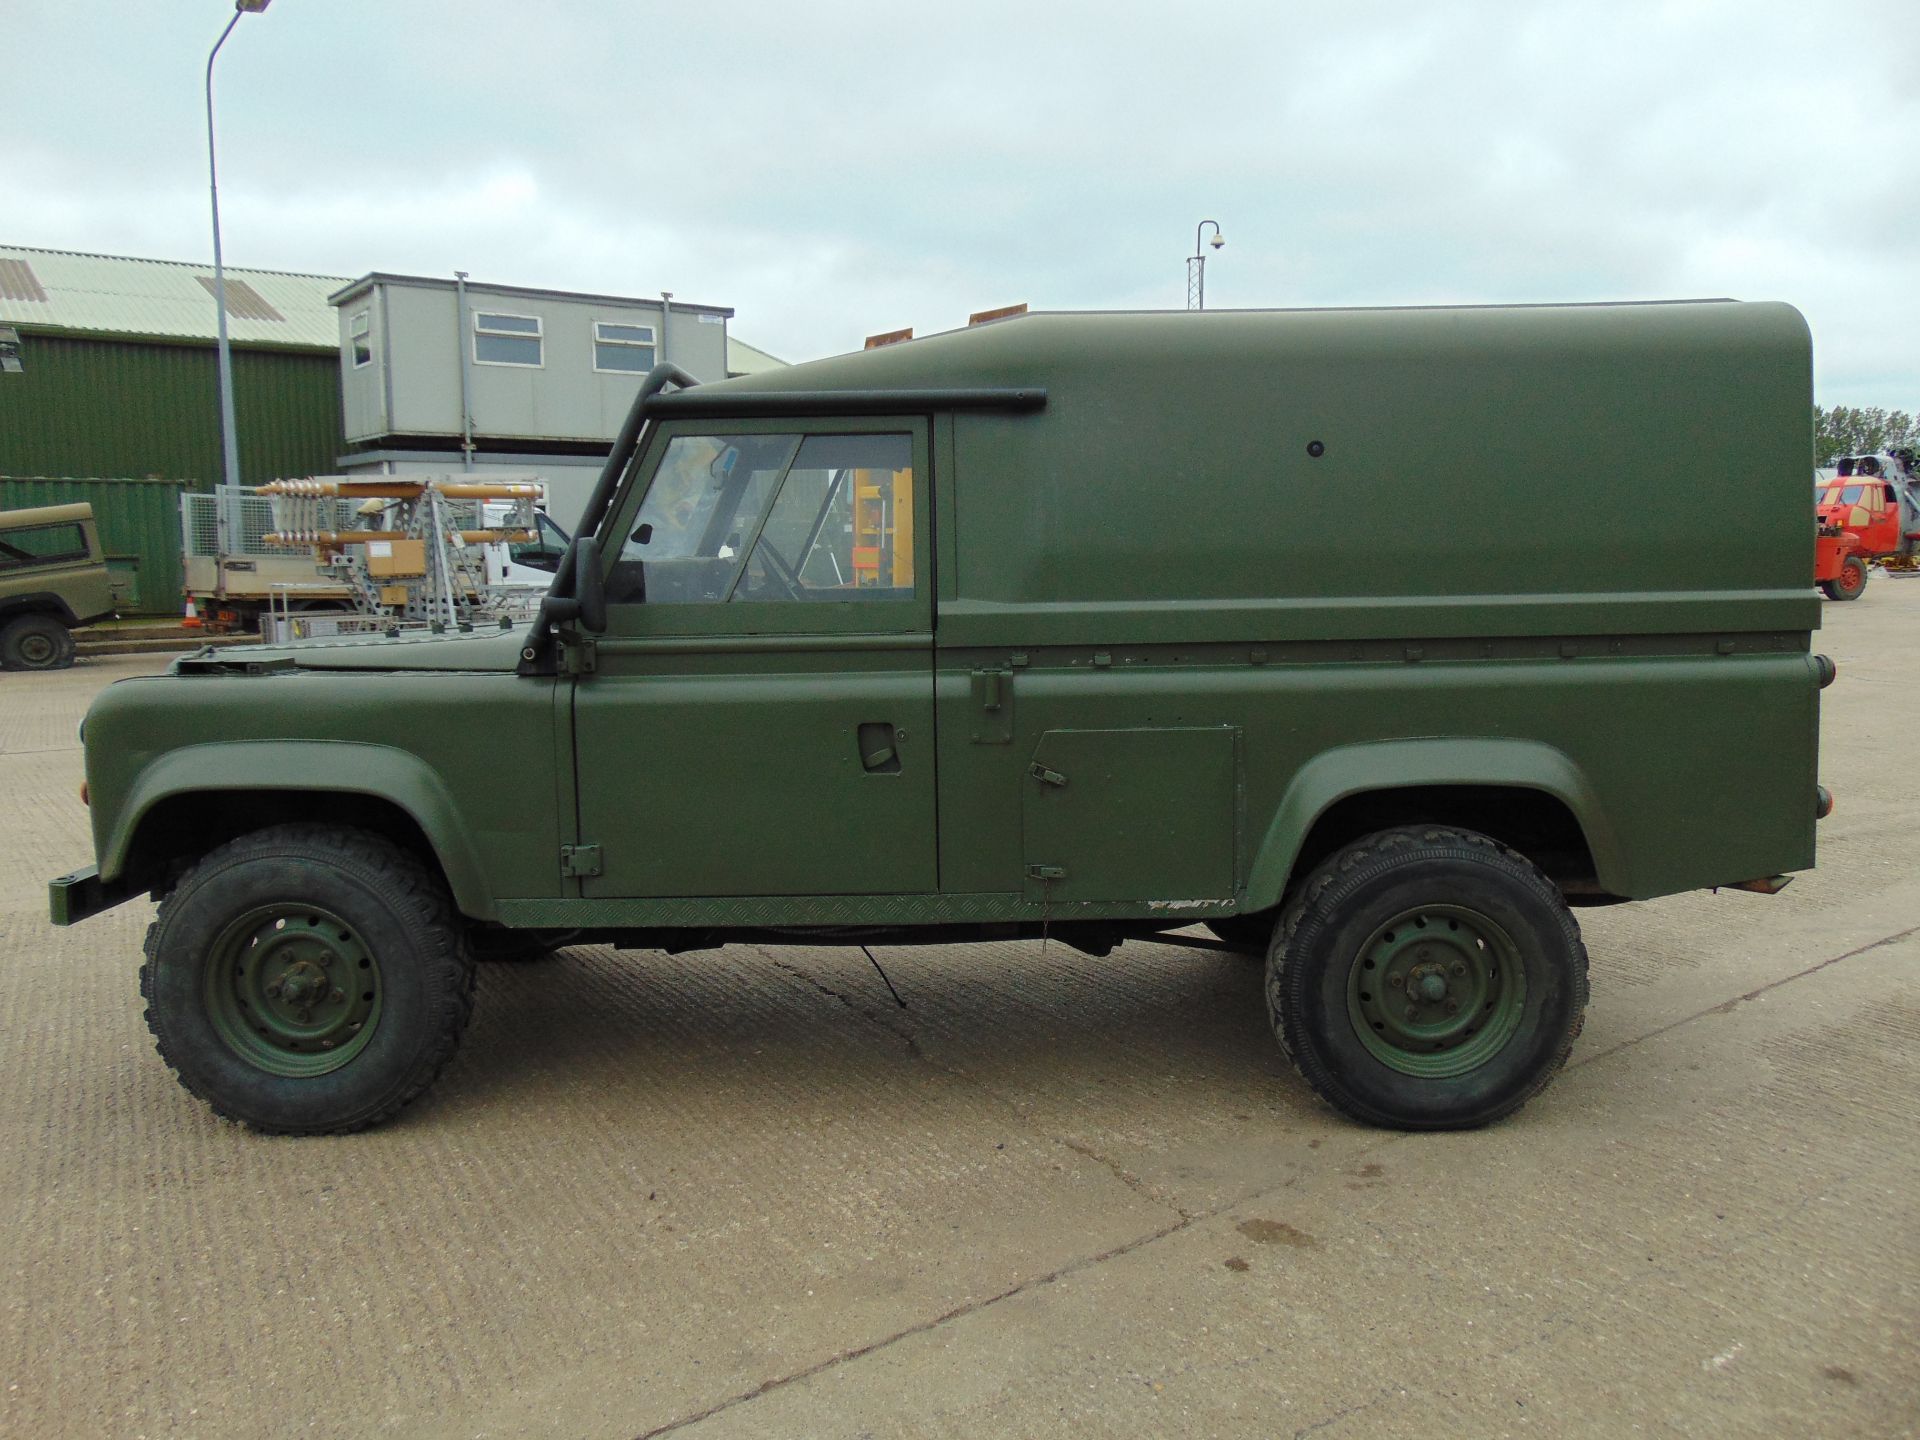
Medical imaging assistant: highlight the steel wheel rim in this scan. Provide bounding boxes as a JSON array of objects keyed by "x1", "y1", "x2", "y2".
[
  {"x1": 1347, "y1": 904, "x2": 1527, "y2": 1078},
  {"x1": 17, "y1": 631, "x2": 56, "y2": 665},
  {"x1": 203, "y1": 904, "x2": 382, "y2": 1077}
]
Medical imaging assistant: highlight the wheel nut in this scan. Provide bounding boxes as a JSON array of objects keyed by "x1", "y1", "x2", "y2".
[
  {"x1": 1388, "y1": 975, "x2": 1404, "y2": 989},
  {"x1": 319, "y1": 953, "x2": 334, "y2": 968},
  {"x1": 265, "y1": 982, "x2": 282, "y2": 998},
  {"x1": 1451, "y1": 961, "x2": 1467, "y2": 978},
  {"x1": 1406, "y1": 1005, "x2": 1419, "y2": 1020},
  {"x1": 1446, "y1": 1000, "x2": 1459, "y2": 1015}
]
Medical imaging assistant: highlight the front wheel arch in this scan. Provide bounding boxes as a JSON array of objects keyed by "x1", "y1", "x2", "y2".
[{"x1": 101, "y1": 742, "x2": 501, "y2": 920}]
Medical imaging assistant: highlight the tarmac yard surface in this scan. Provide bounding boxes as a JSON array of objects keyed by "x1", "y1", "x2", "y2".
[{"x1": 3, "y1": 599, "x2": 1918, "y2": 1440}]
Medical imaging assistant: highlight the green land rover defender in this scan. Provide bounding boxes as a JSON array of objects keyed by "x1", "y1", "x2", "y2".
[
  {"x1": 1, "y1": 501, "x2": 114, "y2": 670},
  {"x1": 50, "y1": 302, "x2": 1831, "y2": 1135}
]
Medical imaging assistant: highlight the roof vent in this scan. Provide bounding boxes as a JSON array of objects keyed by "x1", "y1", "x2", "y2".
[
  {"x1": 0, "y1": 258, "x2": 49, "y2": 304},
  {"x1": 195, "y1": 275, "x2": 286, "y2": 323},
  {"x1": 968, "y1": 303, "x2": 1027, "y2": 326},
  {"x1": 864, "y1": 327, "x2": 913, "y2": 350}
]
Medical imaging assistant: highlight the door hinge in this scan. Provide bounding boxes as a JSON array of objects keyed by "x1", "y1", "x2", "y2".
[
  {"x1": 1028, "y1": 762, "x2": 1068, "y2": 787},
  {"x1": 1026, "y1": 863, "x2": 1067, "y2": 882},
  {"x1": 969, "y1": 668, "x2": 1013, "y2": 744},
  {"x1": 561, "y1": 634, "x2": 597, "y2": 675},
  {"x1": 560, "y1": 843, "x2": 603, "y2": 878}
]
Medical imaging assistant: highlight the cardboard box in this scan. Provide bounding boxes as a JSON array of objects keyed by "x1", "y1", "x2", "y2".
[{"x1": 366, "y1": 538, "x2": 426, "y2": 578}]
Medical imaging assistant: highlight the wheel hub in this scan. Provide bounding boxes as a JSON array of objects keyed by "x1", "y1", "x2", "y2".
[
  {"x1": 19, "y1": 633, "x2": 55, "y2": 665},
  {"x1": 1347, "y1": 906, "x2": 1528, "y2": 1078},
  {"x1": 204, "y1": 907, "x2": 381, "y2": 1077}
]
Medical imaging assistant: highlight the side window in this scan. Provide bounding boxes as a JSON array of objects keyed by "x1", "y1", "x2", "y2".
[
  {"x1": 508, "y1": 514, "x2": 569, "y2": 574},
  {"x1": 609, "y1": 433, "x2": 801, "y2": 604},
  {"x1": 473, "y1": 312, "x2": 542, "y2": 367},
  {"x1": 593, "y1": 322, "x2": 656, "y2": 373},
  {"x1": 349, "y1": 310, "x2": 372, "y2": 369},
  {"x1": 734, "y1": 433, "x2": 914, "y2": 602},
  {"x1": 0, "y1": 523, "x2": 89, "y2": 571}
]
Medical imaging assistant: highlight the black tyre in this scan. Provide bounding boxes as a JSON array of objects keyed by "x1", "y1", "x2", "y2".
[
  {"x1": 141, "y1": 823, "x2": 476, "y2": 1135},
  {"x1": 1267, "y1": 826, "x2": 1588, "y2": 1130},
  {"x1": 0, "y1": 613, "x2": 77, "y2": 670},
  {"x1": 1824, "y1": 555, "x2": 1868, "y2": 601},
  {"x1": 466, "y1": 925, "x2": 580, "y2": 963},
  {"x1": 1205, "y1": 915, "x2": 1275, "y2": 953}
]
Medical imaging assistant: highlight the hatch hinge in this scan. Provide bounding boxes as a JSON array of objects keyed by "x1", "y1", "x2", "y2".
[
  {"x1": 1025, "y1": 863, "x2": 1067, "y2": 882},
  {"x1": 561, "y1": 634, "x2": 598, "y2": 675},
  {"x1": 560, "y1": 844, "x2": 603, "y2": 878},
  {"x1": 1028, "y1": 762, "x2": 1068, "y2": 788}
]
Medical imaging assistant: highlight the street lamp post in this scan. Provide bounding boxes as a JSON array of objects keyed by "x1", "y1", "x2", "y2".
[
  {"x1": 206, "y1": 0, "x2": 272, "y2": 503},
  {"x1": 1187, "y1": 220, "x2": 1225, "y2": 310}
]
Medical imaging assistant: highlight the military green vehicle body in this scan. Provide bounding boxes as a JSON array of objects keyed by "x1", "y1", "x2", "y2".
[
  {"x1": 1, "y1": 502, "x2": 114, "y2": 670},
  {"x1": 52, "y1": 301, "x2": 1829, "y2": 1132}
]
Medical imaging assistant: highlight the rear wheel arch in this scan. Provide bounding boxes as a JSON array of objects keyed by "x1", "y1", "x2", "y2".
[
  {"x1": 0, "y1": 594, "x2": 81, "y2": 628},
  {"x1": 1244, "y1": 741, "x2": 1618, "y2": 912}
]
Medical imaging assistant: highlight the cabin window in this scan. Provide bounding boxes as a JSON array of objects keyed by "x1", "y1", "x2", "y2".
[
  {"x1": 473, "y1": 311, "x2": 543, "y2": 367},
  {"x1": 734, "y1": 433, "x2": 915, "y2": 601},
  {"x1": 349, "y1": 310, "x2": 372, "y2": 369},
  {"x1": 593, "y1": 321, "x2": 656, "y2": 374},
  {"x1": 609, "y1": 430, "x2": 917, "y2": 605},
  {"x1": 612, "y1": 433, "x2": 800, "y2": 604},
  {"x1": 0, "y1": 522, "x2": 89, "y2": 570}
]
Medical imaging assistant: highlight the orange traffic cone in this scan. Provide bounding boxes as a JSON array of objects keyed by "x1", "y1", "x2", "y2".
[{"x1": 182, "y1": 597, "x2": 202, "y2": 630}]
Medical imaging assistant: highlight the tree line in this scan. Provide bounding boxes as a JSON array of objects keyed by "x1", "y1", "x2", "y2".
[{"x1": 1815, "y1": 406, "x2": 1918, "y2": 467}]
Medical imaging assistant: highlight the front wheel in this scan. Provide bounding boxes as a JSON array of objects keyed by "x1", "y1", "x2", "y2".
[
  {"x1": 1822, "y1": 555, "x2": 1868, "y2": 601},
  {"x1": 0, "y1": 612, "x2": 76, "y2": 670},
  {"x1": 1267, "y1": 826, "x2": 1588, "y2": 1129},
  {"x1": 141, "y1": 824, "x2": 476, "y2": 1135}
]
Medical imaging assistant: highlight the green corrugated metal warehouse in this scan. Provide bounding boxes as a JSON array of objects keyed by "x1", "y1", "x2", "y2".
[{"x1": 0, "y1": 245, "x2": 347, "y2": 612}]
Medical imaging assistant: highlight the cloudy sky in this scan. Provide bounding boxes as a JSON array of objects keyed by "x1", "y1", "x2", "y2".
[{"x1": 8, "y1": 0, "x2": 1916, "y2": 404}]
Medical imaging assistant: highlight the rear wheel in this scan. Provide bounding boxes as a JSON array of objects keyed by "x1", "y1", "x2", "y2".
[
  {"x1": 0, "y1": 613, "x2": 76, "y2": 670},
  {"x1": 1823, "y1": 555, "x2": 1868, "y2": 601},
  {"x1": 1267, "y1": 826, "x2": 1588, "y2": 1129},
  {"x1": 141, "y1": 824, "x2": 476, "y2": 1135}
]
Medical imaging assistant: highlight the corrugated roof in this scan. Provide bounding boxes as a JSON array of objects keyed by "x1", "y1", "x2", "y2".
[{"x1": 0, "y1": 244, "x2": 344, "y2": 350}]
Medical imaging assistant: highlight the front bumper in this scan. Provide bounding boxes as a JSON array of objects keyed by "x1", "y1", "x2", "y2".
[{"x1": 48, "y1": 865, "x2": 139, "y2": 927}]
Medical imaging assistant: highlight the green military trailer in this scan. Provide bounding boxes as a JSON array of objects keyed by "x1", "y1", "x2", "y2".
[
  {"x1": 51, "y1": 301, "x2": 1832, "y2": 1135},
  {"x1": 1, "y1": 501, "x2": 115, "y2": 670}
]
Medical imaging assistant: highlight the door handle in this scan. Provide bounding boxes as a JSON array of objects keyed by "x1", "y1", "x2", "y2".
[{"x1": 857, "y1": 722, "x2": 903, "y2": 774}]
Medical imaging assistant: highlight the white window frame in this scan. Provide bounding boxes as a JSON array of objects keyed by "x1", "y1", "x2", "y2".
[
  {"x1": 349, "y1": 309, "x2": 372, "y2": 369},
  {"x1": 592, "y1": 320, "x2": 658, "y2": 375},
  {"x1": 473, "y1": 310, "x2": 544, "y2": 369}
]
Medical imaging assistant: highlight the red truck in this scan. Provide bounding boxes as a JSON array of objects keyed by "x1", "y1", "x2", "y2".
[{"x1": 1813, "y1": 450, "x2": 1919, "y2": 600}]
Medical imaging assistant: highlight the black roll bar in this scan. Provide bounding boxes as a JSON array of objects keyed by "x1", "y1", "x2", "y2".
[{"x1": 519, "y1": 362, "x2": 699, "y2": 671}]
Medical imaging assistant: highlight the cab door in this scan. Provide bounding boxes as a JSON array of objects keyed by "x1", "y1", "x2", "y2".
[{"x1": 570, "y1": 418, "x2": 936, "y2": 898}]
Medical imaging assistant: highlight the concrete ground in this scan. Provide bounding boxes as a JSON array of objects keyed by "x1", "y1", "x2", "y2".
[{"x1": 2, "y1": 591, "x2": 1917, "y2": 1440}]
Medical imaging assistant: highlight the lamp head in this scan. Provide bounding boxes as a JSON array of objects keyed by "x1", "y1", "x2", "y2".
[
  {"x1": 1209, "y1": 232, "x2": 1226, "y2": 250},
  {"x1": 236, "y1": 0, "x2": 272, "y2": 12}
]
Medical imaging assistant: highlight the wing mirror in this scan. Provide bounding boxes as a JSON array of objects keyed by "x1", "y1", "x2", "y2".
[
  {"x1": 575, "y1": 534, "x2": 607, "y2": 632},
  {"x1": 539, "y1": 534, "x2": 608, "y2": 634}
]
